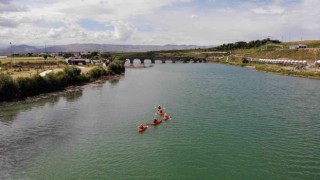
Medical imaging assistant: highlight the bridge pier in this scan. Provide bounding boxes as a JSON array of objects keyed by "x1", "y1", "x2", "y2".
[
  {"x1": 129, "y1": 59, "x2": 134, "y2": 64},
  {"x1": 151, "y1": 59, "x2": 155, "y2": 64},
  {"x1": 172, "y1": 59, "x2": 176, "y2": 63},
  {"x1": 140, "y1": 59, "x2": 145, "y2": 64},
  {"x1": 161, "y1": 59, "x2": 166, "y2": 63}
]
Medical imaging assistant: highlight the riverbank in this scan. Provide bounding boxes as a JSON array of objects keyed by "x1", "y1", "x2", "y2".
[
  {"x1": 0, "y1": 60, "x2": 125, "y2": 102},
  {"x1": 0, "y1": 75, "x2": 122, "y2": 108},
  {"x1": 209, "y1": 58, "x2": 320, "y2": 80}
]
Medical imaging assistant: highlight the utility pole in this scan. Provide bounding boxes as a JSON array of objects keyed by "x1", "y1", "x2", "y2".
[{"x1": 10, "y1": 42, "x2": 13, "y2": 65}]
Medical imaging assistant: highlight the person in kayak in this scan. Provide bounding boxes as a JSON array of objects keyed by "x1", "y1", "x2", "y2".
[
  {"x1": 153, "y1": 119, "x2": 158, "y2": 123},
  {"x1": 158, "y1": 109, "x2": 164, "y2": 115},
  {"x1": 139, "y1": 124, "x2": 144, "y2": 129},
  {"x1": 157, "y1": 105, "x2": 162, "y2": 110},
  {"x1": 163, "y1": 113, "x2": 169, "y2": 120}
]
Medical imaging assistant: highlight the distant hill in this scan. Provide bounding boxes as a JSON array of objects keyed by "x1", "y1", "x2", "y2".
[
  {"x1": 0, "y1": 45, "x2": 40, "y2": 54},
  {"x1": 0, "y1": 44, "x2": 205, "y2": 54}
]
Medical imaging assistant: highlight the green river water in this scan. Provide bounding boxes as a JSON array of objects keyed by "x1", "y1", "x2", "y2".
[{"x1": 0, "y1": 63, "x2": 320, "y2": 179}]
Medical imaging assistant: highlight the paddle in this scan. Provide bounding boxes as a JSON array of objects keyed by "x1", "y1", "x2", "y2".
[{"x1": 154, "y1": 106, "x2": 166, "y2": 110}]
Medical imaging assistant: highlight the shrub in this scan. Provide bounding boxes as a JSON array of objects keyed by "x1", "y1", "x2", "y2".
[
  {"x1": 1, "y1": 64, "x2": 125, "y2": 102},
  {"x1": 16, "y1": 76, "x2": 38, "y2": 97},
  {"x1": 63, "y1": 66, "x2": 83, "y2": 84},
  {"x1": 0, "y1": 73, "x2": 19, "y2": 101},
  {"x1": 87, "y1": 66, "x2": 107, "y2": 80},
  {"x1": 44, "y1": 73, "x2": 61, "y2": 91},
  {"x1": 242, "y1": 58, "x2": 249, "y2": 64},
  {"x1": 108, "y1": 60, "x2": 125, "y2": 74}
]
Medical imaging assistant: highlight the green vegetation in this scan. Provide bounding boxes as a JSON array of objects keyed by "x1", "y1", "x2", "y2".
[
  {"x1": 210, "y1": 38, "x2": 281, "y2": 51},
  {"x1": 108, "y1": 60, "x2": 125, "y2": 74},
  {"x1": 283, "y1": 40, "x2": 320, "y2": 48},
  {"x1": 242, "y1": 57, "x2": 249, "y2": 64},
  {"x1": 255, "y1": 64, "x2": 320, "y2": 79},
  {"x1": 0, "y1": 57, "x2": 62, "y2": 64},
  {"x1": 86, "y1": 66, "x2": 108, "y2": 80},
  {"x1": 209, "y1": 56, "x2": 320, "y2": 79},
  {"x1": 232, "y1": 48, "x2": 320, "y2": 60},
  {"x1": 0, "y1": 74, "x2": 19, "y2": 101},
  {"x1": 63, "y1": 53, "x2": 74, "y2": 59},
  {"x1": 0, "y1": 60, "x2": 125, "y2": 102}
]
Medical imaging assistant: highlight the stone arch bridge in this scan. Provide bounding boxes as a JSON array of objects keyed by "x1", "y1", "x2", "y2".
[{"x1": 124, "y1": 56, "x2": 207, "y2": 64}]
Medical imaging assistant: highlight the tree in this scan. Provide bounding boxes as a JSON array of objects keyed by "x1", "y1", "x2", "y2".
[
  {"x1": 242, "y1": 57, "x2": 249, "y2": 64},
  {"x1": 63, "y1": 53, "x2": 74, "y2": 58},
  {"x1": 43, "y1": 54, "x2": 48, "y2": 60}
]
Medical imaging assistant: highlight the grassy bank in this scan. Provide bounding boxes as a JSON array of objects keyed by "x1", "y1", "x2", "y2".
[
  {"x1": 0, "y1": 60, "x2": 125, "y2": 102},
  {"x1": 209, "y1": 57, "x2": 320, "y2": 79},
  {"x1": 232, "y1": 48, "x2": 320, "y2": 61},
  {"x1": 254, "y1": 64, "x2": 320, "y2": 79}
]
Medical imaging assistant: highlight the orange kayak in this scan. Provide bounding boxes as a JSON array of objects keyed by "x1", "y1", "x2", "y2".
[
  {"x1": 163, "y1": 115, "x2": 169, "y2": 121},
  {"x1": 157, "y1": 110, "x2": 164, "y2": 116},
  {"x1": 151, "y1": 120, "x2": 162, "y2": 126},
  {"x1": 138, "y1": 125, "x2": 147, "y2": 133}
]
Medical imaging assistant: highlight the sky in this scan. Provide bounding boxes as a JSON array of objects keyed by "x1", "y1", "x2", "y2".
[{"x1": 0, "y1": 0, "x2": 319, "y2": 46}]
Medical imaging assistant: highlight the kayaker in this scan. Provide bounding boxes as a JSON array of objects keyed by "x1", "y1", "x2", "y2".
[
  {"x1": 158, "y1": 109, "x2": 164, "y2": 115},
  {"x1": 157, "y1": 105, "x2": 162, "y2": 110},
  {"x1": 139, "y1": 124, "x2": 144, "y2": 129},
  {"x1": 164, "y1": 113, "x2": 169, "y2": 120},
  {"x1": 153, "y1": 119, "x2": 158, "y2": 123}
]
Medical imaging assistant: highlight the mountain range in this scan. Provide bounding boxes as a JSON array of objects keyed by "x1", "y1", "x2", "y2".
[{"x1": 0, "y1": 44, "x2": 206, "y2": 54}]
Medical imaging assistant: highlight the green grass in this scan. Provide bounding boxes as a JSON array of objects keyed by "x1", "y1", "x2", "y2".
[
  {"x1": 282, "y1": 40, "x2": 320, "y2": 48},
  {"x1": 232, "y1": 48, "x2": 319, "y2": 61},
  {"x1": 254, "y1": 64, "x2": 320, "y2": 79},
  {"x1": 0, "y1": 57, "x2": 63, "y2": 64}
]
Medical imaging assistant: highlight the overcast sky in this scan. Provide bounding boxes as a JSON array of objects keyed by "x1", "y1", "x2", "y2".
[{"x1": 0, "y1": 0, "x2": 319, "y2": 46}]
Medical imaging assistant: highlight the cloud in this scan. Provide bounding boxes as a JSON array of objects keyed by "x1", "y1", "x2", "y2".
[
  {"x1": 112, "y1": 21, "x2": 136, "y2": 40},
  {"x1": 0, "y1": 0, "x2": 12, "y2": 4},
  {"x1": 191, "y1": 14, "x2": 198, "y2": 19},
  {"x1": 251, "y1": 6, "x2": 285, "y2": 15},
  {"x1": 46, "y1": 27, "x2": 66, "y2": 39},
  {"x1": 0, "y1": 17, "x2": 19, "y2": 28},
  {"x1": 0, "y1": 0, "x2": 319, "y2": 46},
  {"x1": 0, "y1": 1, "x2": 28, "y2": 13}
]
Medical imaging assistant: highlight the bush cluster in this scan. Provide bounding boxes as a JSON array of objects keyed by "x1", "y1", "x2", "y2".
[
  {"x1": 0, "y1": 73, "x2": 19, "y2": 101},
  {"x1": 0, "y1": 64, "x2": 120, "y2": 102},
  {"x1": 108, "y1": 60, "x2": 125, "y2": 75},
  {"x1": 210, "y1": 38, "x2": 282, "y2": 51}
]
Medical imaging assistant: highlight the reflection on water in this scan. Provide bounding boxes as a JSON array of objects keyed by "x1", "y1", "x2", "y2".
[
  {"x1": 109, "y1": 78, "x2": 120, "y2": 85},
  {"x1": 0, "y1": 88, "x2": 83, "y2": 178},
  {"x1": 62, "y1": 89, "x2": 83, "y2": 103},
  {"x1": 0, "y1": 89, "x2": 83, "y2": 123},
  {"x1": 1, "y1": 64, "x2": 320, "y2": 179}
]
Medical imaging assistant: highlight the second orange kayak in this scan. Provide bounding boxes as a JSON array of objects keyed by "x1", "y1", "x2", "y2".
[{"x1": 151, "y1": 120, "x2": 162, "y2": 126}]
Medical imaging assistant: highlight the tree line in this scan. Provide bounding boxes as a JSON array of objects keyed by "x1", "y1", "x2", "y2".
[
  {"x1": 0, "y1": 60, "x2": 125, "y2": 102},
  {"x1": 210, "y1": 38, "x2": 281, "y2": 51}
]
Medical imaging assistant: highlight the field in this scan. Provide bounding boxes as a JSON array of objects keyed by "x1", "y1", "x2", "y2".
[
  {"x1": 232, "y1": 48, "x2": 320, "y2": 62},
  {"x1": 0, "y1": 57, "x2": 95, "y2": 79}
]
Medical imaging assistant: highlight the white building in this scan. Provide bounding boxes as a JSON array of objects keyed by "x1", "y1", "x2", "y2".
[{"x1": 289, "y1": 44, "x2": 307, "y2": 50}]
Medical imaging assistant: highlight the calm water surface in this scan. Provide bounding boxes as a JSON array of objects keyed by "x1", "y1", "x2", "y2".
[{"x1": 1, "y1": 63, "x2": 320, "y2": 179}]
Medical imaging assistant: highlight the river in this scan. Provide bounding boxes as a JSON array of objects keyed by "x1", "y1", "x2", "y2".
[{"x1": 1, "y1": 63, "x2": 320, "y2": 179}]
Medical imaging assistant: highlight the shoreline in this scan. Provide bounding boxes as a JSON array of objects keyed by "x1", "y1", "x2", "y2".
[
  {"x1": 0, "y1": 74, "x2": 123, "y2": 106},
  {"x1": 210, "y1": 61, "x2": 320, "y2": 80}
]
